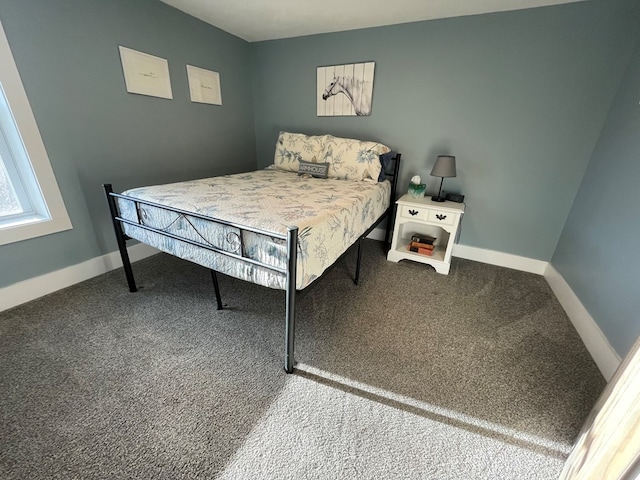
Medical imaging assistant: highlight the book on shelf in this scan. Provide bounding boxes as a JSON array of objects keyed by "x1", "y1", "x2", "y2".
[
  {"x1": 411, "y1": 234, "x2": 436, "y2": 245},
  {"x1": 408, "y1": 244, "x2": 434, "y2": 256},
  {"x1": 409, "y1": 241, "x2": 435, "y2": 250}
]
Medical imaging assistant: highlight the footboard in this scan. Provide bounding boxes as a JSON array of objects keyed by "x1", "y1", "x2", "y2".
[{"x1": 103, "y1": 184, "x2": 299, "y2": 372}]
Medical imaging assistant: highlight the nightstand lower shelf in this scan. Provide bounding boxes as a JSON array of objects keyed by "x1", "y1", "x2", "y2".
[
  {"x1": 387, "y1": 245, "x2": 450, "y2": 273},
  {"x1": 392, "y1": 239, "x2": 446, "y2": 263}
]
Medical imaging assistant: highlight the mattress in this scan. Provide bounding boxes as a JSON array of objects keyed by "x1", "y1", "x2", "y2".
[{"x1": 117, "y1": 169, "x2": 391, "y2": 290}]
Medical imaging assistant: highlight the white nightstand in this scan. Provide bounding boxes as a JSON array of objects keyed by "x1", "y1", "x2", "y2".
[{"x1": 387, "y1": 195, "x2": 465, "y2": 274}]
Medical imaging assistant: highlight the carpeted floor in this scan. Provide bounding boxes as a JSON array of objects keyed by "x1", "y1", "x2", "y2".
[{"x1": 0, "y1": 240, "x2": 605, "y2": 479}]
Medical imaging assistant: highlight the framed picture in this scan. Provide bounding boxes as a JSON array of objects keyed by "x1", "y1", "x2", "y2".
[
  {"x1": 118, "y1": 46, "x2": 172, "y2": 100},
  {"x1": 186, "y1": 65, "x2": 222, "y2": 105},
  {"x1": 317, "y1": 62, "x2": 375, "y2": 116}
]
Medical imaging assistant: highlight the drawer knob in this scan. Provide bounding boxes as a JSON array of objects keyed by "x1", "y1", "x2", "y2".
[
  {"x1": 436, "y1": 214, "x2": 447, "y2": 221},
  {"x1": 408, "y1": 209, "x2": 418, "y2": 216}
]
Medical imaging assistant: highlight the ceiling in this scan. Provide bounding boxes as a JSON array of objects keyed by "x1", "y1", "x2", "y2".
[{"x1": 159, "y1": 0, "x2": 585, "y2": 42}]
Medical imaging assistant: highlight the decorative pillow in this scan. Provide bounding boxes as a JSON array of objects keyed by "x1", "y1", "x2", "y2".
[
  {"x1": 273, "y1": 131, "x2": 324, "y2": 173},
  {"x1": 298, "y1": 160, "x2": 330, "y2": 178},
  {"x1": 321, "y1": 135, "x2": 391, "y2": 181},
  {"x1": 378, "y1": 151, "x2": 396, "y2": 182}
]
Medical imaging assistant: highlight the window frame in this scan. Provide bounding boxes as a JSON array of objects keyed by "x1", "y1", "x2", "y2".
[{"x1": 0, "y1": 20, "x2": 71, "y2": 246}]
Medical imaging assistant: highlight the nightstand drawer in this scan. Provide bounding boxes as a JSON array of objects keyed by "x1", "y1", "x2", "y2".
[
  {"x1": 426, "y1": 209, "x2": 455, "y2": 226},
  {"x1": 399, "y1": 205, "x2": 427, "y2": 221}
]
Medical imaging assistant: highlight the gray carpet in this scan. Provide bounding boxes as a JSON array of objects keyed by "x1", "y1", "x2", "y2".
[{"x1": 0, "y1": 240, "x2": 605, "y2": 479}]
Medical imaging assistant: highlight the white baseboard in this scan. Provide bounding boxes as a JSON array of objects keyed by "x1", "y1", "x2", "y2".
[
  {"x1": 544, "y1": 264, "x2": 621, "y2": 381},
  {"x1": 0, "y1": 244, "x2": 159, "y2": 312},
  {"x1": 367, "y1": 227, "x2": 386, "y2": 242},
  {"x1": 452, "y1": 244, "x2": 548, "y2": 275},
  {"x1": 372, "y1": 232, "x2": 547, "y2": 275}
]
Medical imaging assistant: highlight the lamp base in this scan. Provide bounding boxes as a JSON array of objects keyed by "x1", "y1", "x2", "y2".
[{"x1": 431, "y1": 195, "x2": 445, "y2": 202}]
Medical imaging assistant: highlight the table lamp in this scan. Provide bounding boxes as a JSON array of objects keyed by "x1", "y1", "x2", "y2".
[{"x1": 430, "y1": 155, "x2": 456, "y2": 202}]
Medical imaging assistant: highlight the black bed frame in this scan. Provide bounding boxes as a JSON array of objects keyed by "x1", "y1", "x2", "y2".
[{"x1": 103, "y1": 154, "x2": 401, "y2": 374}]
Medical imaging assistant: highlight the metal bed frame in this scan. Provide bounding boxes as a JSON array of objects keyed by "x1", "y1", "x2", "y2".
[{"x1": 103, "y1": 154, "x2": 401, "y2": 374}]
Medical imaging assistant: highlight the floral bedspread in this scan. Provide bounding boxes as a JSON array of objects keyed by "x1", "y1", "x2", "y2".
[{"x1": 118, "y1": 169, "x2": 391, "y2": 290}]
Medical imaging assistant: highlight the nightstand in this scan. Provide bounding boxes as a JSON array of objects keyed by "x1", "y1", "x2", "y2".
[{"x1": 387, "y1": 195, "x2": 465, "y2": 274}]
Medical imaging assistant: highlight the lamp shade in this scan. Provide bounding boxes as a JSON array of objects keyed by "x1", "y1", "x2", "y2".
[{"x1": 430, "y1": 155, "x2": 456, "y2": 178}]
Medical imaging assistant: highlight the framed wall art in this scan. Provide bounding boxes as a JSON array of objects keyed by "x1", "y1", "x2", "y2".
[
  {"x1": 118, "y1": 46, "x2": 173, "y2": 100},
  {"x1": 186, "y1": 65, "x2": 222, "y2": 105},
  {"x1": 317, "y1": 62, "x2": 375, "y2": 117}
]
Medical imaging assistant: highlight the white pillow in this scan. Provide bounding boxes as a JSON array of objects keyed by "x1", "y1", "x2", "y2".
[
  {"x1": 321, "y1": 135, "x2": 390, "y2": 181},
  {"x1": 273, "y1": 131, "x2": 324, "y2": 173}
]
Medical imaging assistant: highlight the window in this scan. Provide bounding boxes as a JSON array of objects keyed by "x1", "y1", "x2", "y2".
[
  {"x1": 0, "y1": 20, "x2": 71, "y2": 245},
  {"x1": 0, "y1": 86, "x2": 50, "y2": 226}
]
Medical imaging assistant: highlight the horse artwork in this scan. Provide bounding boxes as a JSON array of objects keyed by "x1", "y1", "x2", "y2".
[
  {"x1": 317, "y1": 62, "x2": 375, "y2": 116},
  {"x1": 322, "y1": 75, "x2": 372, "y2": 115}
]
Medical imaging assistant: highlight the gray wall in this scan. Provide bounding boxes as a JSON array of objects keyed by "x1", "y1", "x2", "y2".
[
  {"x1": 0, "y1": 0, "x2": 256, "y2": 288},
  {"x1": 552, "y1": 35, "x2": 640, "y2": 357},
  {"x1": 251, "y1": 0, "x2": 638, "y2": 261}
]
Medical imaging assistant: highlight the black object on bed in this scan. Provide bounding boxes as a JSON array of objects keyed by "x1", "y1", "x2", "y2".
[{"x1": 104, "y1": 147, "x2": 400, "y2": 374}]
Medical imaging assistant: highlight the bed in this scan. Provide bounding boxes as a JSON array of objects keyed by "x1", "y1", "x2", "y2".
[{"x1": 104, "y1": 132, "x2": 401, "y2": 373}]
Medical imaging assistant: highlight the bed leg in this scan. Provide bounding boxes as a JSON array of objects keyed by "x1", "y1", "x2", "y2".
[
  {"x1": 354, "y1": 237, "x2": 363, "y2": 285},
  {"x1": 103, "y1": 184, "x2": 137, "y2": 293},
  {"x1": 210, "y1": 270, "x2": 223, "y2": 310},
  {"x1": 284, "y1": 226, "x2": 298, "y2": 374},
  {"x1": 384, "y1": 212, "x2": 392, "y2": 252}
]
